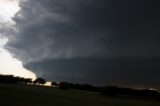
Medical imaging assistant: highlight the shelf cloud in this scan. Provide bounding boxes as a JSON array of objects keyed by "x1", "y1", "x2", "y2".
[{"x1": 5, "y1": 0, "x2": 160, "y2": 87}]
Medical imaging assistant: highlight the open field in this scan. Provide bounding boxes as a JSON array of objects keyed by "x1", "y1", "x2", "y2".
[{"x1": 0, "y1": 84, "x2": 160, "y2": 106}]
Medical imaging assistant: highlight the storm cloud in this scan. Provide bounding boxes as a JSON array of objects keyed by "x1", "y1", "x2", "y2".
[{"x1": 5, "y1": 0, "x2": 160, "y2": 87}]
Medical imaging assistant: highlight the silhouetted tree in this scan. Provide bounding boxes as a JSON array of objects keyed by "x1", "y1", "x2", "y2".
[
  {"x1": 51, "y1": 81, "x2": 58, "y2": 86},
  {"x1": 58, "y1": 82, "x2": 71, "y2": 90},
  {"x1": 23, "y1": 78, "x2": 32, "y2": 84},
  {"x1": 0, "y1": 74, "x2": 33, "y2": 84},
  {"x1": 33, "y1": 77, "x2": 46, "y2": 85}
]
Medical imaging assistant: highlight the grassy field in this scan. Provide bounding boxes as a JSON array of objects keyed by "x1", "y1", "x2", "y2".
[{"x1": 0, "y1": 84, "x2": 159, "y2": 106}]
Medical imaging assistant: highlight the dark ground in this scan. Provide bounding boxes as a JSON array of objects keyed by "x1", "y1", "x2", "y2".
[{"x1": 0, "y1": 84, "x2": 160, "y2": 106}]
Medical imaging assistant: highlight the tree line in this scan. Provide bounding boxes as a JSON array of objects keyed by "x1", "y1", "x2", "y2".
[
  {"x1": 0, "y1": 75, "x2": 46, "y2": 85},
  {"x1": 0, "y1": 75, "x2": 32, "y2": 84},
  {"x1": 57, "y1": 82, "x2": 160, "y2": 100},
  {"x1": 0, "y1": 74, "x2": 159, "y2": 100}
]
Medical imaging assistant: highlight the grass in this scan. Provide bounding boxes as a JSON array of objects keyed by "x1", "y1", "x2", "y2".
[{"x1": 0, "y1": 84, "x2": 160, "y2": 106}]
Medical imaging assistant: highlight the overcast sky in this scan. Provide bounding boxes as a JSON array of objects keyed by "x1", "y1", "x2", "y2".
[{"x1": 4, "y1": 0, "x2": 160, "y2": 87}]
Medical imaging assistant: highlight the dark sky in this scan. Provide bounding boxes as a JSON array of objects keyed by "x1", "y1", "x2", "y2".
[{"x1": 5, "y1": 0, "x2": 160, "y2": 87}]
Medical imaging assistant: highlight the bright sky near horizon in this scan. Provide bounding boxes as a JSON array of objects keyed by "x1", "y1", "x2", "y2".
[
  {"x1": 0, "y1": 0, "x2": 36, "y2": 79},
  {"x1": 0, "y1": 0, "x2": 20, "y2": 23}
]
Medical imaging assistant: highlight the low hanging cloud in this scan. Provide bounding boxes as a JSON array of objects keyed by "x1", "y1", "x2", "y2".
[{"x1": 5, "y1": 0, "x2": 160, "y2": 87}]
